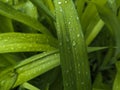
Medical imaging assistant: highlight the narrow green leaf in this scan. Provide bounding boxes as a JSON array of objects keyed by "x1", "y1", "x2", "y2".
[
  {"x1": 29, "y1": 0, "x2": 55, "y2": 20},
  {"x1": 81, "y1": 3, "x2": 98, "y2": 32},
  {"x1": 0, "y1": 33, "x2": 57, "y2": 53},
  {"x1": 14, "y1": 0, "x2": 38, "y2": 19},
  {"x1": 42, "y1": 0, "x2": 55, "y2": 14},
  {"x1": 86, "y1": 19, "x2": 104, "y2": 45},
  {"x1": 75, "y1": 0, "x2": 86, "y2": 20},
  {"x1": 21, "y1": 82, "x2": 40, "y2": 90},
  {"x1": 0, "y1": 1, "x2": 51, "y2": 35},
  {"x1": 93, "y1": 1, "x2": 120, "y2": 56},
  {"x1": 0, "y1": 68, "x2": 18, "y2": 90},
  {"x1": 13, "y1": 50, "x2": 60, "y2": 88},
  {"x1": 0, "y1": 46, "x2": 107, "y2": 89},
  {"x1": 54, "y1": 0, "x2": 91, "y2": 90},
  {"x1": 0, "y1": 15, "x2": 14, "y2": 32},
  {"x1": 113, "y1": 61, "x2": 120, "y2": 90}
]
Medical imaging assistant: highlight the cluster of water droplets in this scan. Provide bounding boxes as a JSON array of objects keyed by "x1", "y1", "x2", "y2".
[{"x1": 58, "y1": 0, "x2": 68, "y2": 5}]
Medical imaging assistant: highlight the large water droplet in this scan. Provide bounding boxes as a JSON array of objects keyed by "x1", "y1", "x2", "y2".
[
  {"x1": 58, "y1": 1, "x2": 62, "y2": 4},
  {"x1": 77, "y1": 17, "x2": 79, "y2": 20},
  {"x1": 65, "y1": 1, "x2": 68, "y2": 3},
  {"x1": 68, "y1": 22, "x2": 71, "y2": 24},
  {"x1": 72, "y1": 41, "x2": 76, "y2": 46},
  {"x1": 77, "y1": 34, "x2": 80, "y2": 38}
]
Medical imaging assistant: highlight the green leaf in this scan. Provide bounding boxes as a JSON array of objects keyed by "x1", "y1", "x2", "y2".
[
  {"x1": 0, "y1": 33, "x2": 57, "y2": 53},
  {"x1": 0, "y1": 1, "x2": 51, "y2": 35},
  {"x1": 54, "y1": 0, "x2": 91, "y2": 90},
  {"x1": 0, "y1": 15, "x2": 14, "y2": 32},
  {"x1": 29, "y1": 0, "x2": 55, "y2": 20},
  {"x1": 113, "y1": 61, "x2": 120, "y2": 90},
  {"x1": 75, "y1": 0, "x2": 86, "y2": 20},
  {"x1": 93, "y1": 0, "x2": 120, "y2": 56},
  {"x1": 0, "y1": 46, "x2": 107, "y2": 89},
  {"x1": 13, "y1": 50, "x2": 60, "y2": 88},
  {"x1": 20, "y1": 82, "x2": 40, "y2": 90}
]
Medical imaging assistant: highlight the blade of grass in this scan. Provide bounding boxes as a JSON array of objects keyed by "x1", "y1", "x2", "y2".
[
  {"x1": 42, "y1": 0, "x2": 55, "y2": 14},
  {"x1": 113, "y1": 61, "x2": 120, "y2": 90},
  {"x1": 81, "y1": 3, "x2": 98, "y2": 32},
  {"x1": 13, "y1": 50, "x2": 60, "y2": 88},
  {"x1": 54, "y1": 0, "x2": 91, "y2": 90},
  {"x1": 29, "y1": 0, "x2": 55, "y2": 20},
  {"x1": 14, "y1": 0, "x2": 38, "y2": 19},
  {"x1": 93, "y1": 0, "x2": 120, "y2": 57},
  {"x1": 0, "y1": 46, "x2": 107, "y2": 89},
  {"x1": 0, "y1": 15, "x2": 14, "y2": 32},
  {"x1": 21, "y1": 82, "x2": 40, "y2": 90},
  {"x1": 75, "y1": 0, "x2": 86, "y2": 20},
  {"x1": 0, "y1": 1, "x2": 51, "y2": 35},
  {"x1": 0, "y1": 33, "x2": 58, "y2": 53},
  {"x1": 0, "y1": 50, "x2": 60, "y2": 89},
  {"x1": 86, "y1": 19, "x2": 104, "y2": 45}
]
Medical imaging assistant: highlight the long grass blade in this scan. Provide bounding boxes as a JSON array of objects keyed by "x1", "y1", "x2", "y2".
[
  {"x1": 29, "y1": 0, "x2": 55, "y2": 20},
  {"x1": 0, "y1": 33, "x2": 57, "y2": 53},
  {"x1": 0, "y1": 1, "x2": 51, "y2": 35},
  {"x1": 0, "y1": 46, "x2": 107, "y2": 89},
  {"x1": 113, "y1": 61, "x2": 120, "y2": 90},
  {"x1": 54, "y1": 0, "x2": 91, "y2": 90}
]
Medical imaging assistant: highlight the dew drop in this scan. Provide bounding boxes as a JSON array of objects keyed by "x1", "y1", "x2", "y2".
[
  {"x1": 71, "y1": 81, "x2": 74, "y2": 85},
  {"x1": 65, "y1": 83, "x2": 69, "y2": 87},
  {"x1": 58, "y1": 1, "x2": 62, "y2": 4},
  {"x1": 78, "y1": 63, "x2": 80, "y2": 67},
  {"x1": 68, "y1": 22, "x2": 71, "y2": 24},
  {"x1": 72, "y1": 41, "x2": 76, "y2": 46},
  {"x1": 59, "y1": 42, "x2": 62, "y2": 46},
  {"x1": 66, "y1": 70, "x2": 69, "y2": 73},
  {"x1": 1, "y1": 80, "x2": 5, "y2": 84},
  {"x1": 4, "y1": 39, "x2": 8, "y2": 42},
  {"x1": 60, "y1": 8, "x2": 63, "y2": 12},
  {"x1": 77, "y1": 17, "x2": 79, "y2": 20},
  {"x1": 65, "y1": 1, "x2": 67, "y2": 3},
  {"x1": 66, "y1": 37, "x2": 69, "y2": 42},
  {"x1": 81, "y1": 82, "x2": 84, "y2": 85},
  {"x1": 11, "y1": 47, "x2": 14, "y2": 50},
  {"x1": 78, "y1": 71, "x2": 81, "y2": 74},
  {"x1": 77, "y1": 34, "x2": 80, "y2": 38}
]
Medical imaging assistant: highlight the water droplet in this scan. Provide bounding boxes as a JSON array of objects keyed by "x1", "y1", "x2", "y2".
[
  {"x1": 72, "y1": 41, "x2": 76, "y2": 46},
  {"x1": 59, "y1": 42, "x2": 62, "y2": 46},
  {"x1": 82, "y1": 62, "x2": 84, "y2": 66},
  {"x1": 58, "y1": 1, "x2": 62, "y2": 4},
  {"x1": 66, "y1": 70, "x2": 69, "y2": 73},
  {"x1": 66, "y1": 37, "x2": 69, "y2": 42},
  {"x1": 65, "y1": 1, "x2": 67, "y2": 3},
  {"x1": 4, "y1": 39, "x2": 8, "y2": 41},
  {"x1": 77, "y1": 34, "x2": 80, "y2": 38},
  {"x1": 81, "y1": 82, "x2": 84, "y2": 85},
  {"x1": 65, "y1": 83, "x2": 69, "y2": 87},
  {"x1": 11, "y1": 47, "x2": 14, "y2": 50},
  {"x1": 1, "y1": 80, "x2": 5, "y2": 84},
  {"x1": 77, "y1": 17, "x2": 79, "y2": 20},
  {"x1": 78, "y1": 64, "x2": 80, "y2": 67},
  {"x1": 46, "y1": 39, "x2": 49, "y2": 42},
  {"x1": 68, "y1": 22, "x2": 71, "y2": 24}
]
